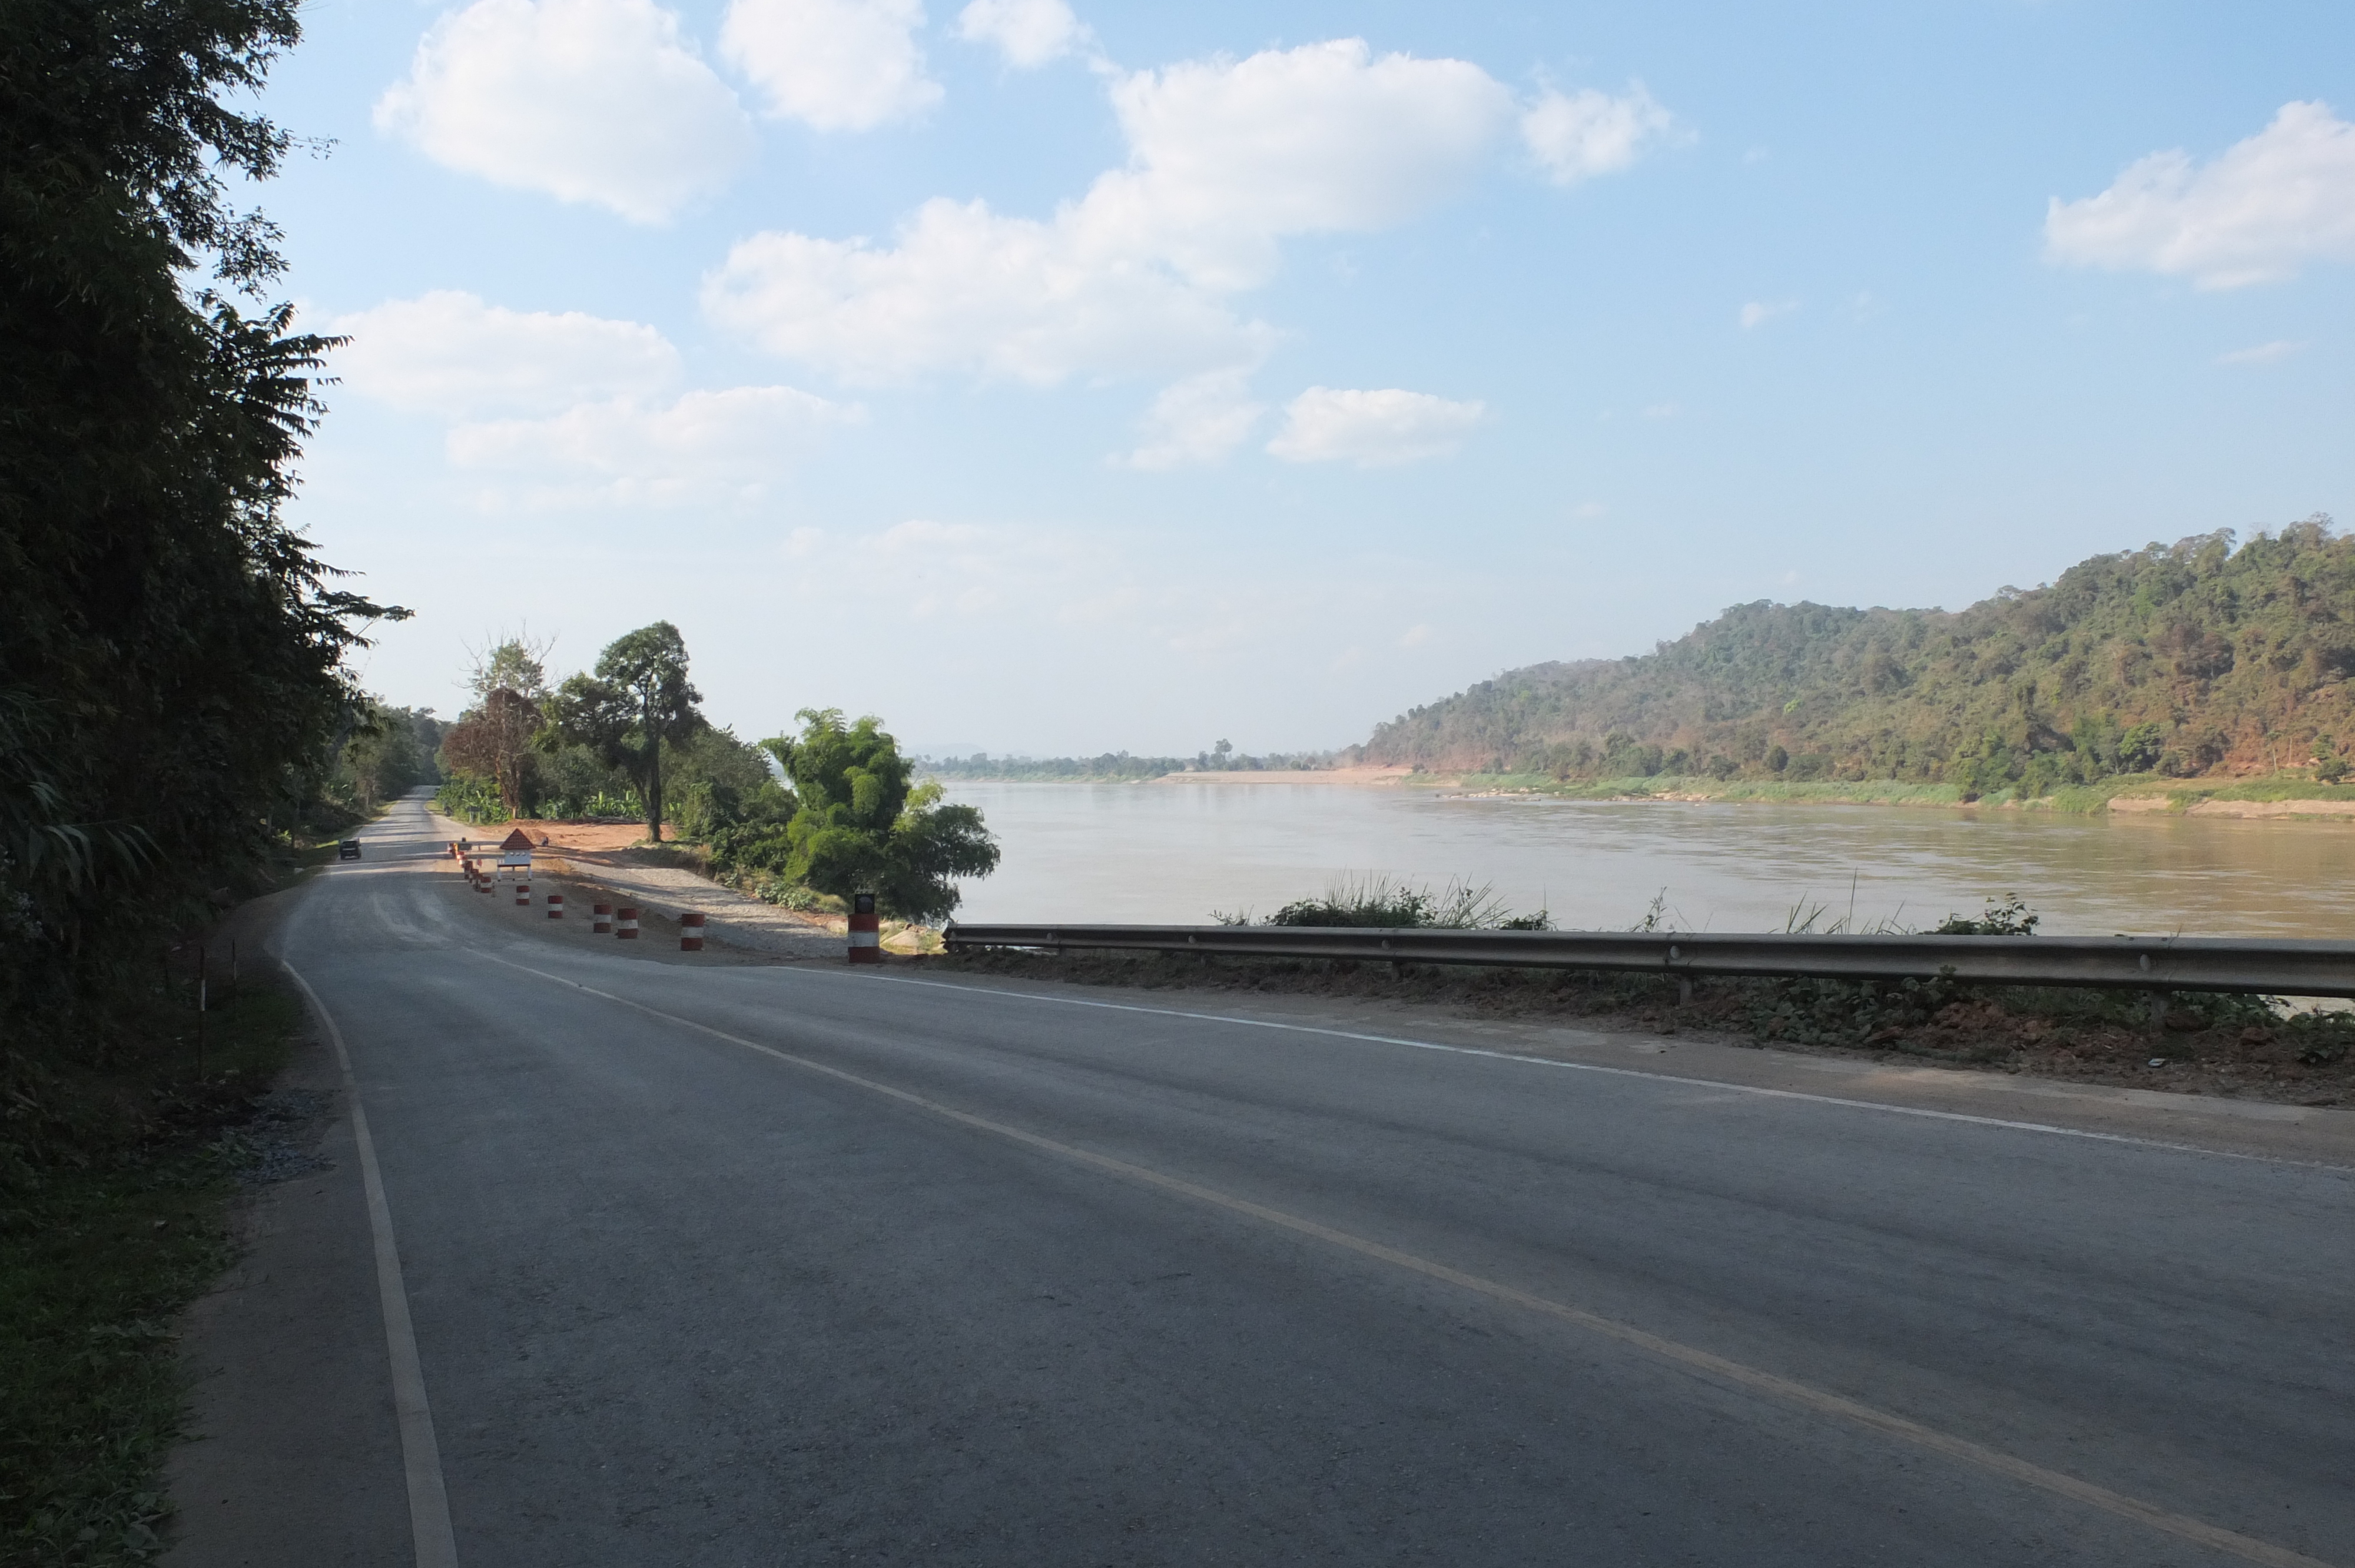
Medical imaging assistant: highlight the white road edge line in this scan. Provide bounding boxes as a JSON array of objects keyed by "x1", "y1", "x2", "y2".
[
  {"x1": 781, "y1": 965, "x2": 2347, "y2": 1170},
  {"x1": 470, "y1": 948, "x2": 2340, "y2": 1568},
  {"x1": 280, "y1": 958, "x2": 461, "y2": 1568}
]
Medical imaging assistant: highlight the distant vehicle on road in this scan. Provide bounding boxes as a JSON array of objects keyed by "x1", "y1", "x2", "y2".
[{"x1": 337, "y1": 839, "x2": 361, "y2": 861}]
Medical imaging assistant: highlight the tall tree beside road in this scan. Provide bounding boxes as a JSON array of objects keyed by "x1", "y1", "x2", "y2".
[
  {"x1": 440, "y1": 637, "x2": 548, "y2": 818},
  {"x1": 1, "y1": 0, "x2": 395, "y2": 1073},
  {"x1": 760, "y1": 709, "x2": 1000, "y2": 922},
  {"x1": 441, "y1": 689, "x2": 542, "y2": 818},
  {"x1": 544, "y1": 623, "x2": 704, "y2": 842}
]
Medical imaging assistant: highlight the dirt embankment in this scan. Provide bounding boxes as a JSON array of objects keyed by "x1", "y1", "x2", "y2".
[
  {"x1": 447, "y1": 819, "x2": 680, "y2": 853},
  {"x1": 938, "y1": 949, "x2": 2354, "y2": 1109},
  {"x1": 436, "y1": 815, "x2": 953, "y2": 955}
]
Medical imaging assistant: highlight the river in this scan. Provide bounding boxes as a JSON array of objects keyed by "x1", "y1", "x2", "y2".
[{"x1": 939, "y1": 780, "x2": 2351, "y2": 938}]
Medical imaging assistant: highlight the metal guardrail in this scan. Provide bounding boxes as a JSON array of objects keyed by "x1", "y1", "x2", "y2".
[{"x1": 940, "y1": 923, "x2": 2355, "y2": 998}]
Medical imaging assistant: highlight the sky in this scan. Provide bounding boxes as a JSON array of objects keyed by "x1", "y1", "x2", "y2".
[{"x1": 255, "y1": 0, "x2": 2355, "y2": 755}]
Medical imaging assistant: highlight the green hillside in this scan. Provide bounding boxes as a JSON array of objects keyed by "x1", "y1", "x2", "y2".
[{"x1": 1359, "y1": 520, "x2": 2355, "y2": 798}]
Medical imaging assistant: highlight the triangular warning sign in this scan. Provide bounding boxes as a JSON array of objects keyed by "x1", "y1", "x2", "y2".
[{"x1": 499, "y1": 828, "x2": 535, "y2": 852}]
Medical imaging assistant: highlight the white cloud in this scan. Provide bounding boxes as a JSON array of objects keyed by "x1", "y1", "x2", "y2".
[
  {"x1": 331, "y1": 291, "x2": 850, "y2": 507},
  {"x1": 704, "y1": 200, "x2": 1274, "y2": 384},
  {"x1": 1520, "y1": 84, "x2": 1676, "y2": 186},
  {"x1": 1265, "y1": 386, "x2": 1486, "y2": 467},
  {"x1": 956, "y1": 0, "x2": 1084, "y2": 68},
  {"x1": 721, "y1": 0, "x2": 941, "y2": 130},
  {"x1": 2217, "y1": 339, "x2": 2307, "y2": 365},
  {"x1": 1740, "y1": 298, "x2": 1797, "y2": 329},
  {"x1": 1094, "y1": 39, "x2": 1514, "y2": 290},
  {"x1": 449, "y1": 385, "x2": 856, "y2": 506},
  {"x1": 705, "y1": 38, "x2": 1512, "y2": 388},
  {"x1": 1122, "y1": 368, "x2": 1265, "y2": 469},
  {"x1": 330, "y1": 291, "x2": 681, "y2": 416},
  {"x1": 2045, "y1": 101, "x2": 2355, "y2": 288},
  {"x1": 374, "y1": 0, "x2": 753, "y2": 223}
]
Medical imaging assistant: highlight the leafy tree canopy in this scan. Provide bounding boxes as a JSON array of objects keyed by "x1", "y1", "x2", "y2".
[
  {"x1": 753, "y1": 709, "x2": 999, "y2": 922},
  {"x1": 1361, "y1": 521, "x2": 2355, "y2": 798},
  {"x1": 540, "y1": 622, "x2": 703, "y2": 839},
  {"x1": 4, "y1": 0, "x2": 397, "y2": 1018}
]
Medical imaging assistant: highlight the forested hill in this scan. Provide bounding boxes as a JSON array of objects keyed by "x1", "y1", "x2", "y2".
[{"x1": 1359, "y1": 521, "x2": 2355, "y2": 795}]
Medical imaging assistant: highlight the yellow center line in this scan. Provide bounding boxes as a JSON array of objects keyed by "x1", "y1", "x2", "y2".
[{"x1": 476, "y1": 948, "x2": 2338, "y2": 1568}]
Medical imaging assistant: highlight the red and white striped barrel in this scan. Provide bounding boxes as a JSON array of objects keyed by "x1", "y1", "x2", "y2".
[
  {"x1": 592, "y1": 903, "x2": 613, "y2": 934},
  {"x1": 546, "y1": 893, "x2": 565, "y2": 919},
  {"x1": 848, "y1": 892, "x2": 881, "y2": 964},
  {"x1": 515, "y1": 881, "x2": 531, "y2": 906},
  {"x1": 679, "y1": 911, "x2": 705, "y2": 952},
  {"x1": 616, "y1": 906, "x2": 639, "y2": 940}
]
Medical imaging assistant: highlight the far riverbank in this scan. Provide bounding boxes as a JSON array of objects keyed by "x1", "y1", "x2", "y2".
[
  {"x1": 1085, "y1": 766, "x2": 2355, "y2": 820},
  {"x1": 1438, "y1": 770, "x2": 2355, "y2": 820}
]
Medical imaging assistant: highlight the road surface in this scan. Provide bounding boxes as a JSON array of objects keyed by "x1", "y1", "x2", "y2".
[{"x1": 167, "y1": 792, "x2": 2355, "y2": 1566}]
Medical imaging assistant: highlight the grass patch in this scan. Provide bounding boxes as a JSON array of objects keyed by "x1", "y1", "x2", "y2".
[
  {"x1": 1213, "y1": 873, "x2": 1545, "y2": 931},
  {"x1": 2106, "y1": 776, "x2": 2355, "y2": 809},
  {"x1": 1, "y1": 976, "x2": 306, "y2": 1567}
]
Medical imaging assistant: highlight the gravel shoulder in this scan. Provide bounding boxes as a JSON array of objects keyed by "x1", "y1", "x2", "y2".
[{"x1": 429, "y1": 810, "x2": 844, "y2": 961}]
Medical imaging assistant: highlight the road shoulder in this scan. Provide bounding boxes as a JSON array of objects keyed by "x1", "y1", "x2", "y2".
[
  {"x1": 897, "y1": 966, "x2": 2355, "y2": 1168},
  {"x1": 162, "y1": 1025, "x2": 410, "y2": 1567}
]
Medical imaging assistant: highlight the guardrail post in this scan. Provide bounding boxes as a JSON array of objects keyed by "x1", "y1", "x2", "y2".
[
  {"x1": 2150, "y1": 989, "x2": 2168, "y2": 1037},
  {"x1": 849, "y1": 893, "x2": 880, "y2": 964}
]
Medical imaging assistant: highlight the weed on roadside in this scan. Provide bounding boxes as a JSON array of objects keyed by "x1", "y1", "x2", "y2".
[{"x1": 1, "y1": 975, "x2": 309, "y2": 1567}]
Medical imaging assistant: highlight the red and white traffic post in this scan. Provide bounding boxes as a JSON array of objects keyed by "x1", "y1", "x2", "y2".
[
  {"x1": 848, "y1": 892, "x2": 880, "y2": 964},
  {"x1": 616, "y1": 906, "x2": 639, "y2": 940},
  {"x1": 546, "y1": 892, "x2": 564, "y2": 919},
  {"x1": 680, "y1": 911, "x2": 705, "y2": 952},
  {"x1": 592, "y1": 903, "x2": 613, "y2": 934}
]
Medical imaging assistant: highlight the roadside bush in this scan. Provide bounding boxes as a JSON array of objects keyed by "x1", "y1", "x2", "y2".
[
  {"x1": 754, "y1": 709, "x2": 1000, "y2": 923},
  {"x1": 433, "y1": 775, "x2": 503, "y2": 825},
  {"x1": 1932, "y1": 895, "x2": 2039, "y2": 936},
  {"x1": 1226, "y1": 874, "x2": 1550, "y2": 931}
]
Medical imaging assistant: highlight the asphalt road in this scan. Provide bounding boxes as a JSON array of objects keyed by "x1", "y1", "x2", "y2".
[{"x1": 167, "y1": 793, "x2": 2355, "y2": 1567}]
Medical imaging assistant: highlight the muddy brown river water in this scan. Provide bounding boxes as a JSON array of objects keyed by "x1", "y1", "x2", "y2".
[{"x1": 938, "y1": 779, "x2": 2352, "y2": 937}]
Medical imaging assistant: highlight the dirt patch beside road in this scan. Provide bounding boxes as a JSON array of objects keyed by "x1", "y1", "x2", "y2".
[{"x1": 935, "y1": 948, "x2": 2355, "y2": 1109}]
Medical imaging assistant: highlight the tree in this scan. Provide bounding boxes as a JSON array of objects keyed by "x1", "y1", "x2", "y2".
[
  {"x1": 333, "y1": 702, "x2": 441, "y2": 812},
  {"x1": 2, "y1": 0, "x2": 399, "y2": 1022},
  {"x1": 469, "y1": 634, "x2": 549, "y2": 703},
  {"x1": 440, "y1": 688, "x2": 542, "y2": 818},
  {"x1": 759, "y1": 709, "x2": 999, "y2": 922},
  {"x1": 437, "y1": 637, "x2": 548, "y2": 818},
  {"x1": 542, "y1": 622, "x2": 703, "y2": 841}
]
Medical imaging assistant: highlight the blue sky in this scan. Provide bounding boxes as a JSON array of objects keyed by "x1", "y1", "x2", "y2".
[{"x1": 260, "y1": 0, "x2": 2355, "y2": 753}]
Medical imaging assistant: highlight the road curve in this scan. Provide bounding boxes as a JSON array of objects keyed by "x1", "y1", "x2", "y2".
[{"x1": 169, "y1": 792, "x2": 2355, "y2": 1567}]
